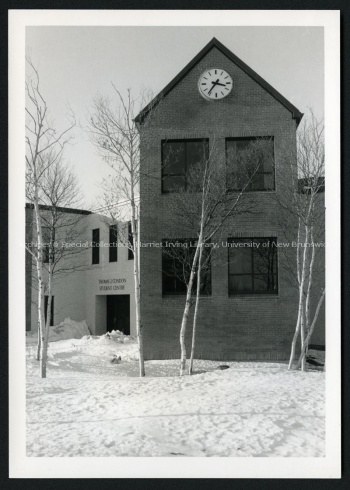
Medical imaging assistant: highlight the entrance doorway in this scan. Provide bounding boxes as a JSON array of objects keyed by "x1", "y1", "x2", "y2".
[{"x1": 106, "y1": 295, "x2": 130, "y2": 335}]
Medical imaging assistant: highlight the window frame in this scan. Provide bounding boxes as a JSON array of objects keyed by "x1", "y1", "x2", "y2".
[
  {"x1": 161, "y1": 139, "x2": 209, "y2": 193},
  {"x1": 227, "y1": 237, "x2": 278, "y2": 296},
  {"x1": 162, "y1": 238, "x2": 212, "y2": 296},
  {"x1": 92, "y1": 228, "x2": 100, "y2": 265},
  {"x1": 109, "y1": 224, "x2": 118, "y2": 262},
  {"x1": 225, "y1": 137, "x2": 275, "y2": 192}
]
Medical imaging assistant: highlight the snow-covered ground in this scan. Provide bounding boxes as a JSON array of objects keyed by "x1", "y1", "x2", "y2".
[{"x1": 26, "y1": 321, "x2": 325, "y2": 457}]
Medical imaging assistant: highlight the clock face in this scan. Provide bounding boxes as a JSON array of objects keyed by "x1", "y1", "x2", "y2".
[{"x1": 198, "y1": 68, "x2": 233, "y2": 100}]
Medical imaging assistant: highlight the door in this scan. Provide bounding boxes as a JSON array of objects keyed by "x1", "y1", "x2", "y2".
[{"x1": 106, "y1": 295, "x2": 130, "y2": 335}]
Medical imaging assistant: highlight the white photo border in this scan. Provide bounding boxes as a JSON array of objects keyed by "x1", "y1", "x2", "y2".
[{"x1": 8, "y1": 9, "x2": 341, "y2": 478}]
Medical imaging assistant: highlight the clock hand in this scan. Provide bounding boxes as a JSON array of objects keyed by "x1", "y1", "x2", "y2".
[
  {"x1": 208, "y1": 79, "x2": 220, "y2": 95},
  {"x1": 215, "y1": 82, "x2": 227, "y2": 87}
]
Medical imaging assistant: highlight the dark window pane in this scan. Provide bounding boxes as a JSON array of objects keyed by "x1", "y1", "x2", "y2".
[
  {"x1": 42, "y1": 227, "x2": 50, "y2": 263},
  {"x1": 128, "y1": 222, "x2": 134, "y2": 260},
  {"x1": 163, "y1": 142, "x2": 186, "y2": 175},
  {"x1": 44, "y1": 295, "x2": 54, "y2": 326},
  {"x1": 228, "y1": 237, "x2": 278, "y2": 295},
  {"x1": 92, "y1": 228, "x2": 100, "y2": 264},
  {"x1": 264, "y1": 173, "x2": 274, "y2": 190},
  {"x1": 228, "y1": 247, "x2": 252, "y2": 274},
  {"x1": 229, "y1": 275, "x2": 253, "y2": 293},
  {"x1": 186, "y1": 141, "x2": 208, "y2": 169},
  {"x1": 236, "y1": 140, "x2": 251, "y2": 151},
  {"x1": 162, "y1": 239, "x2": 211, "y2": 295},
  {"x1": 163, "y1": 175, "x2": 186, "y2": 192},
  {"x1": 163, "y1": 276, "x2": 176, "y2": 295},
  {"x1": 254, "y1": 274, "x2": 278, "y2": 292},
  {"x1": 251, "y1": 173, "x2": 265, "y2": 190},
  {"x1": 226, "y1": 138, "x2": 275, "y2": 191},
  {"x1": 162, "y1": 140, "x2": 208, "y2": 193},
  {"x1": 262, "y1": 141, "x2": 274, "y2": 171},
  {"x1": 226, "y1": 141, "x2": 237, "y2": 165},
  {"x1": 254, "y1": 244, "x2": 277, "y2": 276},
  {"x1": 109, "y1": 225, "x2": 118, "y2": 262}
]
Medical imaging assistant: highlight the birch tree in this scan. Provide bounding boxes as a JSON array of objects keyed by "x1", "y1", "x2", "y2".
[
  {"x1": 275, "y1": 111, "x2": 325, "y2": 371},
  {"x1": 163, "y1": 138, "x2": 273, "y2": 375},
  {"x1": 87, "y1": 87, "x2": 154, "y2": 377},
  {"x1": 25, "y1": 57, "x2": 75, "y2": 377},
  {"x1": 27, "y1": 152, "x2": 88, "y2": 363}
]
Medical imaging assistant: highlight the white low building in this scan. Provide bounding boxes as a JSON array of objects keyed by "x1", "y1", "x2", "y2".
[{"x1": 26, "y1": 204, "x2": 136, "y2": 336}]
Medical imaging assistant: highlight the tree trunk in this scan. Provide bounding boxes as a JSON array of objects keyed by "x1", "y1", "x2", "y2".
[
  {"x1": 131, "y1": 202, "x2": 145, "y2": 377},
  {"x1": 288, "y1": 224, "x2": 309, "y2": 370},
  {"x1": 36, "y1": 325, "x2": 41, "y2": 361},
  {"x1": 179, "y1": 245, "x2": 200, "y2": 376},
  {"x1": 33, "y1": 191, "x2": 46, "y2": 375},
  {"x1": 37, "y1": 276, "x2": 46, "y2": 377},
  {"x1": 133, "y1": 253, "x2": 145, "y2": 377},
  {"x1": 189, "y1": 238, "x2": 204, "y2": 375},
  {"x1": 41, "y1": 272, "x2": 53, "y2": 379},
  {"x1": 297, "y1": 288, "x2": 325, "y2": 369},
  {"x1": 300, "y1": 302, "x2": 306, "y2": 371},
  {"x1": 304, "y1": 226, "x2": 316, "y2": 364}
]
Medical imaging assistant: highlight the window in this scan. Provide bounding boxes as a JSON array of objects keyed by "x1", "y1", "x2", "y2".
[
  {"x1": 42, "y1": 226, "x2": 50, "y2": 263},
  {"x1": 92, "y1": 228, "x2": 100, "y2": 264},
  {"x1": 226, "y1": 137, "x2": 275, "y2": 191},
  {"x1": 44, "y1": 295, "x2": 54, "y2": 326},
  {"x1": 162, "y1": 139, "x2": 209, "y2": 192},
  {"x1": 228, "y1": 238, "x2": 278, "y2": 294},
  {"x1": 162, "y1": 239, "x2": 212, "y2": 295},
  {"x1": 128, "y1": 221, "x2": 134, "y2": 260},
  {"x1": 109, "y1": 225, "x2": 118, "y2": 262}
]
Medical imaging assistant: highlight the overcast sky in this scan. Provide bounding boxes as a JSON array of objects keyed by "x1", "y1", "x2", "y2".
[{"x1": 26, "y1": 26, "x2": 324, "y2": 208}]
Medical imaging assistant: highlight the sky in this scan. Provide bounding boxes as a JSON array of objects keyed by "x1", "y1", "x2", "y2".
[{"x1": 26, "y1": 26, "x2": 324, "y2": 209}]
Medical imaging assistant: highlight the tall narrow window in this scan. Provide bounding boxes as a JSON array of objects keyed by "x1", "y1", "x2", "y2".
[
  {"x1": 42, "y1": 226, "x2": 50, "y2": 263},
  {"x1": 92, "y1": 228, "x2": 100, "y2": 265},
  {"x1": 128, "y1": 221, "x2": 134, "y2": 260},
  {"x1": 228, "y1": 238, "x2": 278, "y2": 295},
  {"x1": 162, "y1": 239, "x2": 212, "y2": 295},
  {"x1": 162, "y1": 139, "x2": 209, "y2": 193},
  {"x1": 44, "y1": 295, "x2": 54, "y2": 326},
  {"x1": 226, "y1": 137, "x2": 275, "y2": 191},
  {"x1": 109, "y1": 225, "x2": 118, "y2": 262}
]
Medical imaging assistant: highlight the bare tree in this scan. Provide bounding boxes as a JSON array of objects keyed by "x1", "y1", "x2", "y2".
[
  {"x1": 27, "y1": 154, "x2": 88, "y2": 373},
  {"x1": 25, "y1": 56, "x2": 75, "y2": 378},
  {"x1": 275, "y1": 111, "x2": 325, "y2": 371},
  {"x1": 86, "y1": 87, "x2": 155, "y2": 377},
  {"x1": 163, "y1": 138, "x2": 272, "y2": 375}
]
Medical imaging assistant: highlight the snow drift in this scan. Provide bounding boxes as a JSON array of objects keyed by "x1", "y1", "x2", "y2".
[{"x1": 48, "y1": 317, "x2": 90, "y2": 342}]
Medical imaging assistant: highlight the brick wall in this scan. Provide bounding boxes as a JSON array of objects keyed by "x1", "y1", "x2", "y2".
[{"x1": 139, "y1": 46, "x2": 325, "y2": 360}]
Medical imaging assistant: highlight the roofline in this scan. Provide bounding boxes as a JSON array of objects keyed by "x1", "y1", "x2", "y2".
[
  {"x1": 134, "y1": 37, "x2": 303, "y2": 126},
  {"x1": 25, "y1": 202, "x2": 92, "y2": 216}
]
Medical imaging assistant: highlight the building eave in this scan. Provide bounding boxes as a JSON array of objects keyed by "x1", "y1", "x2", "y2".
[{"x1": 25, "y1": 202, "x2": 92, "y2": 216}]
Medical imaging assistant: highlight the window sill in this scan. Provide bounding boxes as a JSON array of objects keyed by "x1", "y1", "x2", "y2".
[
  {"x1": 226, "y1": 189, "x2": 276, "y2": 194},
  {"x1": 228, "y1": 293, "x2": 279, "y2": 299},
  {"x1": 162, "y1": 294, "x2": 212, "y2": 299}
]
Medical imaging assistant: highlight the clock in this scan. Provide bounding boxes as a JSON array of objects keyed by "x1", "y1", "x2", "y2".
[{"x1": 198, "y1": 68, "x2": 233, "y2": 100}]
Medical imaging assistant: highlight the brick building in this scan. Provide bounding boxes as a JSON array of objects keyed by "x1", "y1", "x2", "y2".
[{"x1": 136, "y1": 38, "x2": 325, "y2": 361}]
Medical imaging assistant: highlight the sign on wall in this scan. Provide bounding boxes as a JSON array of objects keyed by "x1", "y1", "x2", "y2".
[{"x1": 98, "y1": 278, "x2": 127, "y2": 291}]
